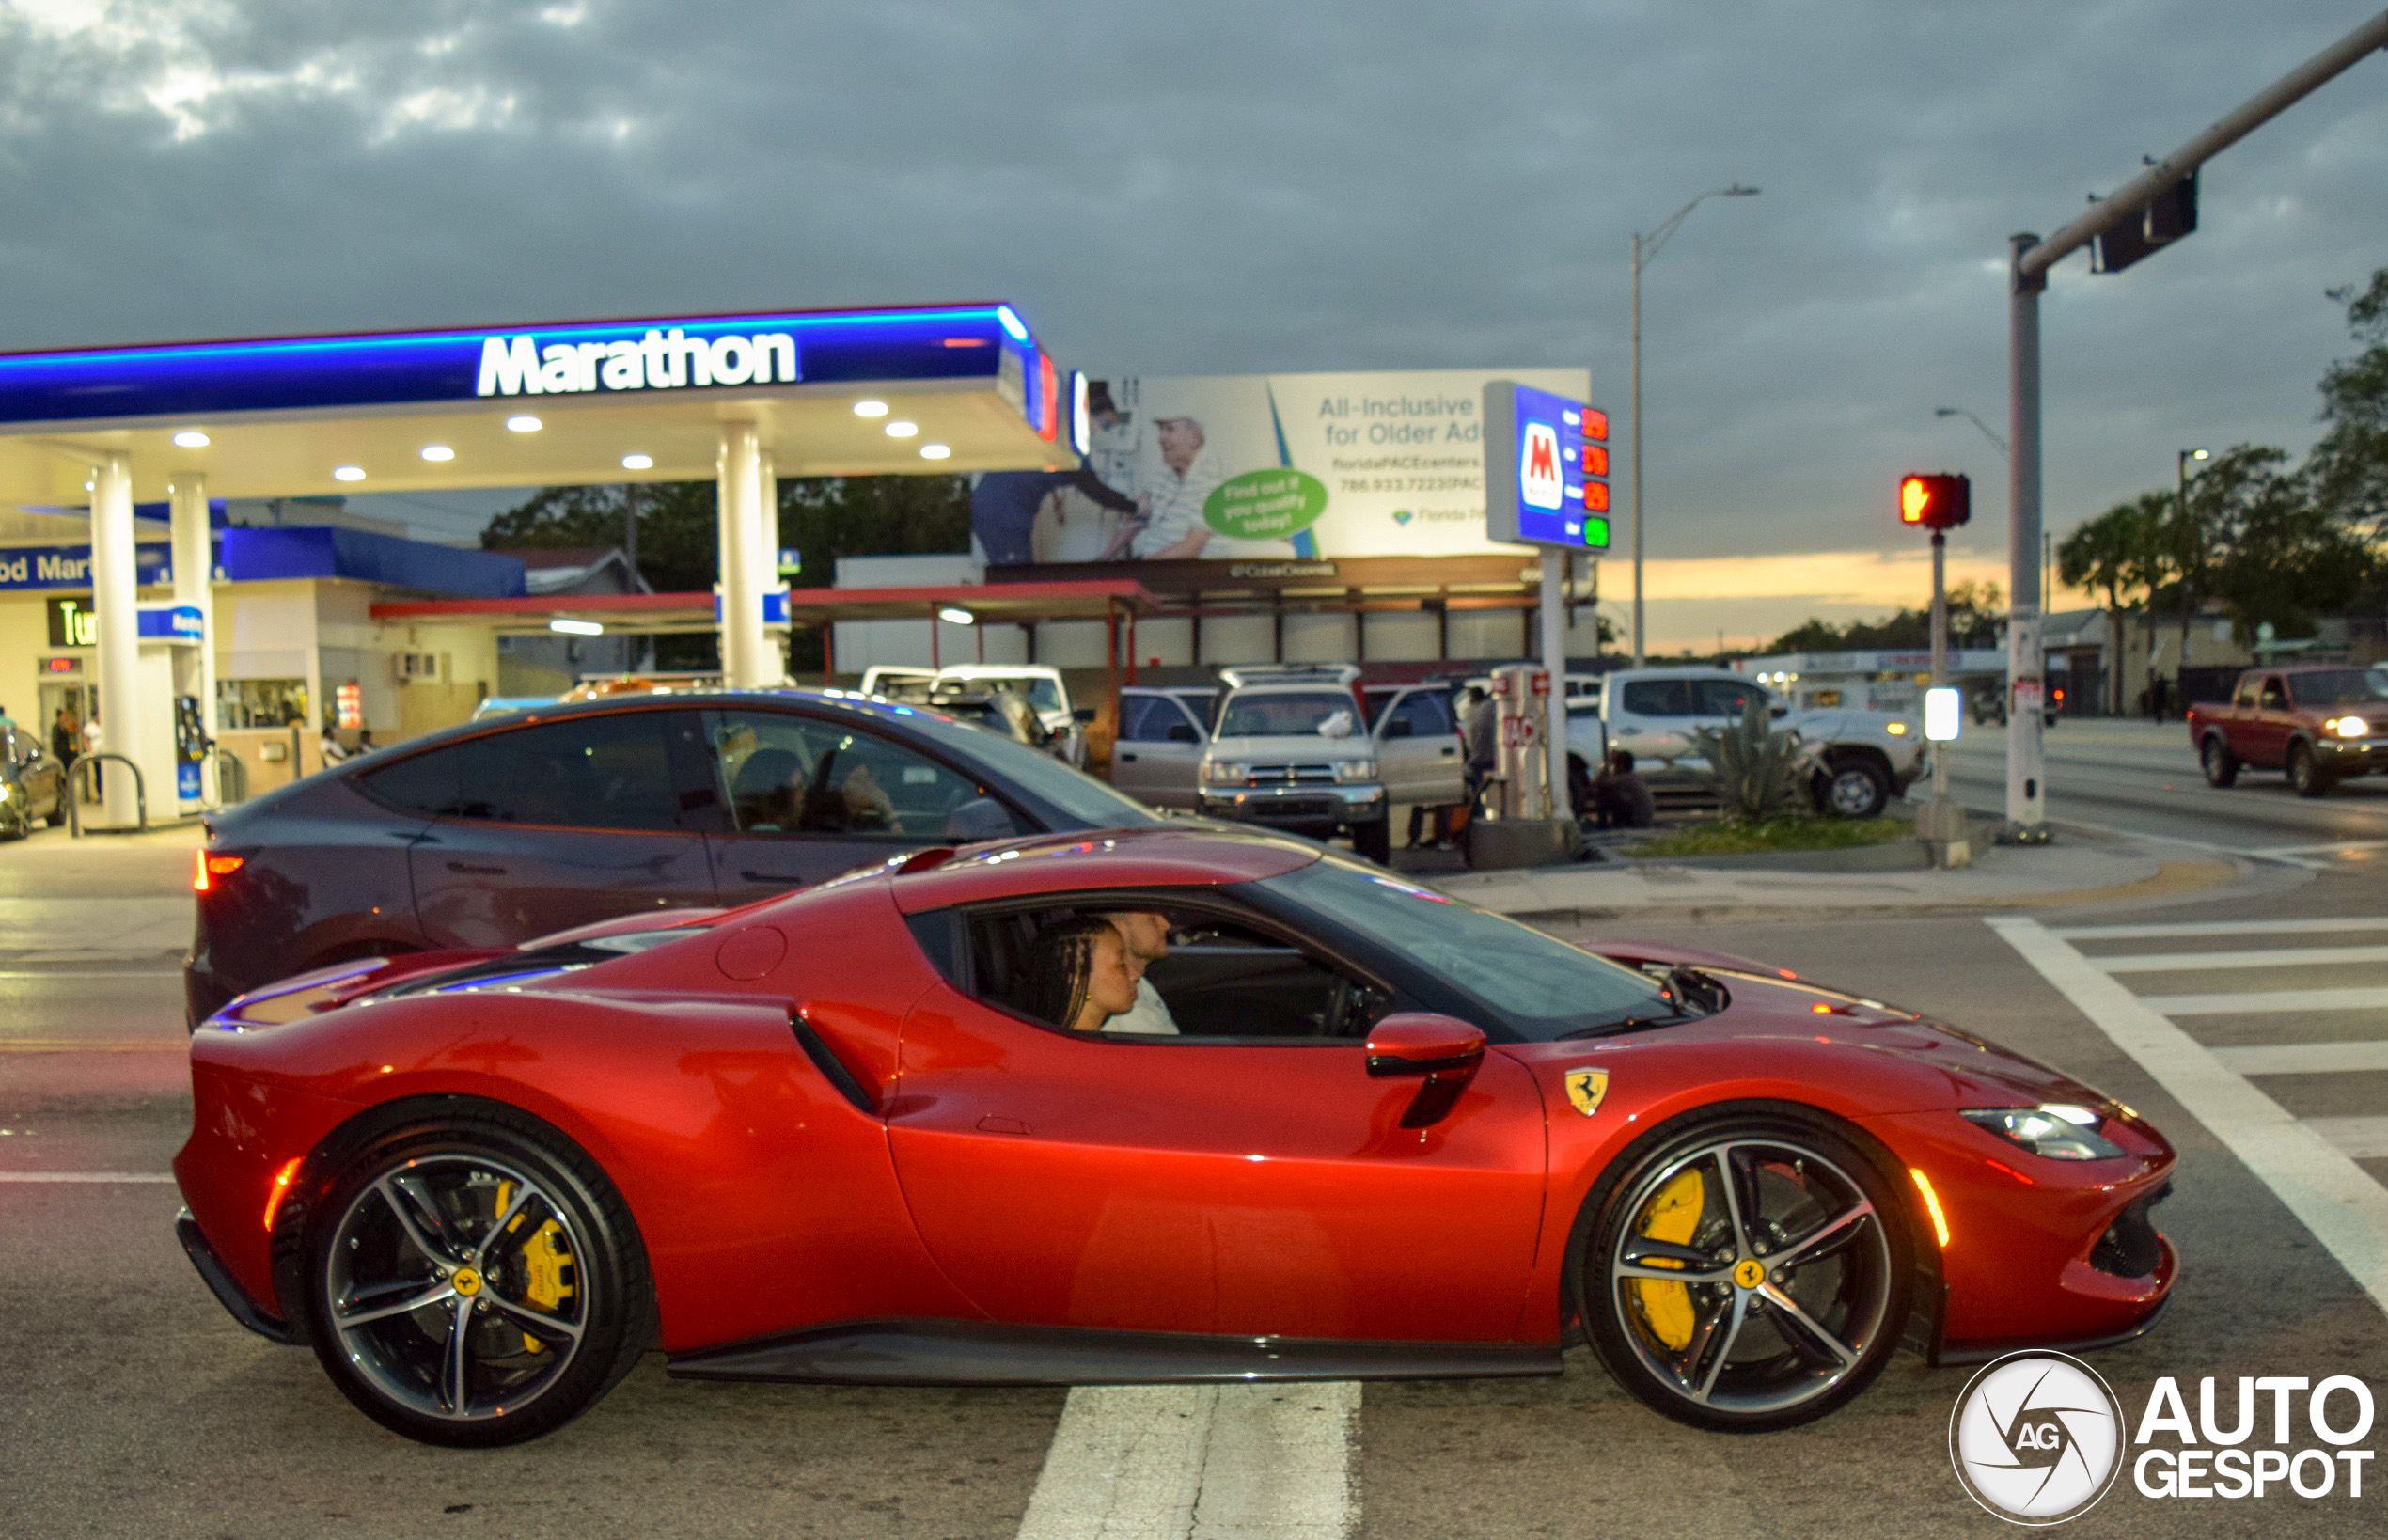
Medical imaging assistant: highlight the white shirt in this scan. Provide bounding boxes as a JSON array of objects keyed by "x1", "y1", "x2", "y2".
[
  {"x1": 1129, "y1": 445, "x2": 1223, "y2": 558},
  {"x1": 1105, "y1": 976, "x2": 1180, "y2": 1035}
]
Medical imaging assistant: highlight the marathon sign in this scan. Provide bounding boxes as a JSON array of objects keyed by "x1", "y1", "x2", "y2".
[{"x1": 476, "y1": 328, "x2": 801, "y2": 397}]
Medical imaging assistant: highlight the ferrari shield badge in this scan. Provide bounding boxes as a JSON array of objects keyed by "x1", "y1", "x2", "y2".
[{"x1": 1564, "y1": 1068, "x2": 1610, "y2": 1118}]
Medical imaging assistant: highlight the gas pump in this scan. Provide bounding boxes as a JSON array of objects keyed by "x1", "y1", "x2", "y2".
[
  {"x1": 1486, "y1": 662, "x2": 1552, "y2": 820},
  {"x1": 174, "y1": 695, "x2": 211, "y2": 809},
  {"x1": 126, "y1": 602, "x2": 207, "y2": 817}
]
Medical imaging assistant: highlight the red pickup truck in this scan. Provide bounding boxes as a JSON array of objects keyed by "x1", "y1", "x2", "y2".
[{"x1": 2188, "y1": 665, "x2": 2388, "y2": 796}]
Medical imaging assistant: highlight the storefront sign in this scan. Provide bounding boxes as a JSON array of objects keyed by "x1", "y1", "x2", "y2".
[
  {"x1": 475, "y1": 329, "x2": 800, "y2": 397},
  {"x1": 46, "y1": 597, "x2": 96, "y2": 647},
  {"x1": 4, "y1": 542, "x2": 172, "y2": 592},
  {"x1": 971, "y1": 368, "x2": 1590, "y2": 567}
]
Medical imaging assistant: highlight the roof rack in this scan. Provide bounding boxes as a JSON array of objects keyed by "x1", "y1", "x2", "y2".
[{"x1": 1218, "y1": 663, "x2": 1362, "y2": 688}]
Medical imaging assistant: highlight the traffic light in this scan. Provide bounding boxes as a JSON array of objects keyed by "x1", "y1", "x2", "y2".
[
  {"x1": 2092, "y1": 168, "x2": 2198, "y2": 275},
  {"x1": 1899, "y1": 472, "x2": 1971, "y2": 530}
]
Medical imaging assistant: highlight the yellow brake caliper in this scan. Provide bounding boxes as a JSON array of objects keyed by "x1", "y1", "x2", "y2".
[
  {"x1": 495, "y1": 1181, "x2": 576, "y2": 1355},
  {"x1": 1631, "y1": 1168, "x2": 1705, "y2": 1352}
]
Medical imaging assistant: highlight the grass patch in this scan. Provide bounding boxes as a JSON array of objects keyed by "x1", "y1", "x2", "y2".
[{"x1": 1629, "y1": 816, "x2": 1913, "y2": 858}]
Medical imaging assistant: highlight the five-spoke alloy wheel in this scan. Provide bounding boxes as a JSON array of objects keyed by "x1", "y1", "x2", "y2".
[
  {"x1": 294, "y1": 1108, "x2": 652, "y2": 1447},
  {"x1": 1577, "y1": 1107, "x2": 1911, "y2": 1432}
]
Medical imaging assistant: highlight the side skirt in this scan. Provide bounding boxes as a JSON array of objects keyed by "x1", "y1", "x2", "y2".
[{"x1": 667, "y1": 1318, "x2": 1563, "y2": 1386}]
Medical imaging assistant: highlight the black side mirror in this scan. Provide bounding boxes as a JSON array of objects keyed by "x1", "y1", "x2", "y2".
[
  {"x1": 1073, "y1": 707, "x2": 1097, "y2": 724},
  {"x1": 1769, "y1": 704, "x2": 1789, "y2": 719},
  {"x1": 1166, "y1": 723, "x2": 1198, "y2": 744}
]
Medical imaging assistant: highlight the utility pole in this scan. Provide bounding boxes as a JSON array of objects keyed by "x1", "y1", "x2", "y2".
[{"x1": 2003, "y1": 8, "x2": 2388, "y2": 841}]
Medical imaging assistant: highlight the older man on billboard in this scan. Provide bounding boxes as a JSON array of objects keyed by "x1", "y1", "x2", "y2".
[{"x1": 1113, "y1": 415, "x2": 1221, "y2": 560}]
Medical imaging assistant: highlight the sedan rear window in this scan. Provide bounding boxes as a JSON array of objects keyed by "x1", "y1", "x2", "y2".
[{"x1": 359, "y1": 711, "x2": 705, "y2": 831}]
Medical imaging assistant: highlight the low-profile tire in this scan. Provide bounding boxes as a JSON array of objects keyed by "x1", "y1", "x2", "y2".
[
  {"x1": 2287, "y1": 740, "x2": 2334, "y2": 798},
  {"x1": 1814, "y1": 755, "x2": 1890, "y2": 820},
  {"x1": 291, "y1": 1106, "x2": 653, "y2": 1448},
  {"x1": 1350, "y1": 815, "x2": 1392, "y2": 865},
  {"x1": 1573, "y1": 1104, "x2": 1912, "y2": 1434},
  {"x1": 2199, "y1": 735, "x2": 2240, "y2": 788}
]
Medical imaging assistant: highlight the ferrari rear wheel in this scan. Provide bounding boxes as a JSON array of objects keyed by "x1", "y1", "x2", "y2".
[
  {"x1": 295, "y1": 1108, "x2": 652, "y2": 1447},
  {"x1": 1577, "y1": 1108, "x2": 1909, "y2": 1433}
]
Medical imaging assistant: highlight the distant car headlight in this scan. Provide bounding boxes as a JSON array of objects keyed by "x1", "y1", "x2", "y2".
[
  {"x1": 1334, "y1": 759, "x2": 1378, "y2": 782},
  {"x1": 1885, "y1": 721, "x2": 1909, "y2": 736},
  {"x1": 2325, "y1": 715, "x2": 2370, "y2": 738},
  {"x1": 1961, "y1": 1105, "x2": 2126, "y2": 1161},
  {"x1": 1201, "y1": 761, "x2": 1250, "y2": 785}
]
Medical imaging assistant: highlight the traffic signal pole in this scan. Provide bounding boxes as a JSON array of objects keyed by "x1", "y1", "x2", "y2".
[{"x1": 2002, "y1": 8, "x2": 2388, "y2": 840}]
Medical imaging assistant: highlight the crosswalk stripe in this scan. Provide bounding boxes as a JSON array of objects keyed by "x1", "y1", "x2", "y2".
[
  {"x1": 2094, "y1": 944, "x2": 2388, "y2": 973},
  {"x1": 2136, "y1": 986, "x2": 2388, "y2": 1015},
  {"x1": 2306, "y1": 1117, "x2": 2388, "y2": 1161},
  {"x1": 0, "y1": 1172, "x2": 177, "y2": 1184},
  {"x1": 2215, "y1": 1042, "x2": 2388, "y2": 1076},
  {"x1": 1016, "y1": 1382, "x2": 1359, "y2": 1540},
  {"x1": 2053, "y1": 917, "x2": 2388, "y2": 941},
  {"x1": 1987, "y1": 916, "x2": 2388, "y2": 1319}
]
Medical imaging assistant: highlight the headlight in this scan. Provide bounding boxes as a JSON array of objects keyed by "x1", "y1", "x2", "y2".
[
  {"x1": 0, "y1": 781, "x2": 15, "y2": 801},
  {"x1": 1885, "y1": 721, "x2": 1909, "y2": 736},
  {"x1": 2325, "y1": 715, "x2": 2370, "y2": 738},
  {"x1": 1961, "y1": 1105, "x2": 2126, "y2": 1161},
  {"x1": 1201, "y1": 761, "x2": 1250, "y2": 785},
  {"x1": 1334, "y1": 759, "x2": 1378, "y2": 782}
]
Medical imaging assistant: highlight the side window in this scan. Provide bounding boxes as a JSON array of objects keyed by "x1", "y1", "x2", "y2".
[
  {"x1": 2259, "y1": 677, "x2": 2288, "y2": 710},
  {"x1": 2235, "y1": 677, "x2": 2260, "y2": 708},
  {"x1": 710, "y1": 709, "x2": 986, "y2": 839},
  {"x1": 1119, "y1": 696, "x2": 1182, "y2": 743},
  {"x1": 358, "y1": 740, "x2": 464, "y2": 817},
  {"x1": 1619, "y1": 680, "x2": 1690, "y2": 717},
  {"x1": 1362, "y1": 690, "x2": 1396, "y2": 729},
  {"x1": 461, "y1": 712, "x2": 700, "y2": 829},
  {"x1": 1390, "y1": 691, "x2": 1455, "y2": 737},
  {"x1": 1693, "y1": 680, "x2": 1764, "y2": 718},
  {"x1": 953, "y1": 902, "x2": 1390, "y2": 1041}
]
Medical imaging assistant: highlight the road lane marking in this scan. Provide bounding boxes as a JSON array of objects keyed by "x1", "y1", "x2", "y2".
[
  {"x1": 0, "y1": 1171, "x2": 177, "y2": 1184},
  {"x1": 2216, "y1": 1042, "x2": 2388, "y2": 1075},
  {"x1": 1016, "y1": 1382, "x2": 1359, "y2": 1540},
  {"x1": 0, "y1": 969, "x2": 183, "y2": 979},
  {"x1": 0, "y1": 1040, "x2": 186, "y2": 1052},
  {"x1": 2054, "y1": 917, "x2": 2388, "y2": 940},
  {"x1": 2136, "y1": 986, "x2": 2388, "y2": 1015},
  {"x1": 2092, "y1": 944, "x2": 2388, "y2": 972},
  {"x1": 2252, "y1": 839, "x2": 2388, "y2": 858},
  {"x1": 1987, "y1": 916, "x2": 2388, "y2": 1318},
  {"x1": 2307, "y1": 1118, "x2": 2388, "y2": 1161}
]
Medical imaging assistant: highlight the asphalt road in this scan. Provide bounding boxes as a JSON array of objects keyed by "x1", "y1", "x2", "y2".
[
  {"x1": 3, "y1": 822, "x2": 2383, "y2": 1537},
  {"x1": 1936, "y1": 718, "x2": 2388, "y2": 861}
]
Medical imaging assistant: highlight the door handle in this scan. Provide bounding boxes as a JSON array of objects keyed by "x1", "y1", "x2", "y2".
[
  {"x1": 1439, "y1": 746, "x2": 1457, "y2": 756},
  {"x1": 976, "y1": 1115, "x2": 1031, "y2": 1136},
  {"x1": 740, "y1": 870, "x2": 811, "y2": 885},
  {"x1": 445, "y1": 861, "x2": 506, "y2": 875},
  {"x1": 1119, "y1": 751, "x2": 1139, "y2": 762}
]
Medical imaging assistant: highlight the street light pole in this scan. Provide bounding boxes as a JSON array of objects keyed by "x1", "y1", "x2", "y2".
[{"x1": 1629, "y1": 183, "x2": 1759, "y2": 668}]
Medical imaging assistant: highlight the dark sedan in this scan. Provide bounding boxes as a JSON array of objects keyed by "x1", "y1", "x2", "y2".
[
  {"x1": 184, "y1": 689, "x2": 1166, "y2": 1023},
  {"x1": 0, "y1": 726, "x2": 68, "y2": 838}
]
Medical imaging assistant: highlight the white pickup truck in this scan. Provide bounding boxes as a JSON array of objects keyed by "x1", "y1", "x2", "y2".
[
  {"x1": 1563, "y1": 668, "x2": 1925, "y2": 819},
  {"x1": 858, "y1": 665, "x2": 1086, "y2": 767}
]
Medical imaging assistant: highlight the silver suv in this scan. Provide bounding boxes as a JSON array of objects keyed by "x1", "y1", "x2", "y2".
[{"x1": 1197, "y1": 666, "x2": 1391, "y2": 861}]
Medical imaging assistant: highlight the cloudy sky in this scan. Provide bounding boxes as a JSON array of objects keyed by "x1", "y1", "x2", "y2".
[{"x1": 3, "y1": 0, "x2": 2382, "y2": 648}]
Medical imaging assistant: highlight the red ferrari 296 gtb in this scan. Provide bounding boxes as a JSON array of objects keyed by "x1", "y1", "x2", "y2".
[{"x1": 173, "y1": 827, "x2": 2176, "y2": 1446}]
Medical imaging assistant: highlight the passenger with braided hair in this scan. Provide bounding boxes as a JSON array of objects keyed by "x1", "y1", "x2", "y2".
[{"x1": 1021, "y1": 917, "x2": 1142, "y2": 1034}]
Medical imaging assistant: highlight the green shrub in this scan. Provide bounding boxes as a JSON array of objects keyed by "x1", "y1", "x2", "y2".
[{"x1": 1694, "y1": 695, "x2": 1812, "y2": 824}]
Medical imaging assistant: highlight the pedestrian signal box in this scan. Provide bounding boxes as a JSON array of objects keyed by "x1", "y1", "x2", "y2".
[{"x1": 1898, "y1": 473, "x2": 1971, "y2": 531}]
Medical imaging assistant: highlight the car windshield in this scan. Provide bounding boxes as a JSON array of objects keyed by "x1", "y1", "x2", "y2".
[
  {"x1": 888, "y1": 708, "x2": 1166, "y2": 826},
  {"x1": 1259, "y1": 857, "x2": 1673, "y2": 1038},
  {"x1": 2291, "y1": 669, "x2": 2388, "y2": 706},
  {"x1": 1218, "y1": 692, "x2": 1359, "y2": 738}
]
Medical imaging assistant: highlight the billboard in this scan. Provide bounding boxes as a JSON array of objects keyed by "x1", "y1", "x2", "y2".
[{"x1": 971, "y1": 368, "x2": 1590, "y2": 565}]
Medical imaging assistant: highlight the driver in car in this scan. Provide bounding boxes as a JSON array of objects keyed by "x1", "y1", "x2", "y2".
[{"x1": 1094, "y1": 908, "x2": 1180, "y2": 1035}]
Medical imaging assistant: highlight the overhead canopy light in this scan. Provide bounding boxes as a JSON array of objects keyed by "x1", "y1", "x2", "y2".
[
  {"x1": 549, "y1": 618, "x2": 605, "y2": 636},
  {"x1": 937, "y1": 606, "x2": 975, "y2": 626},
  {"x1": 419, "y1": 445, "x2": 454, "y2": 462},
  {"x1": 171, "y1": 430, "x2": 211, "y2": 448},
  {"x1": 506, "y1": 415, "x2": 542, "y2": 433},
  {"x1": 853, "y1": 400, "x2": 889, "y2": 418},
  {"x1": 333, "y1": 465, "x2": 366, "y2": 482},
  {"x1": 919, "y1": 443, "x2": 950, "y2": 460},
  {"x1": 621, "y1": 453, "x2": 653, "y2": 470},
  {"x1": 885, "y1": 420, "x2": 918, "y2": 438}
]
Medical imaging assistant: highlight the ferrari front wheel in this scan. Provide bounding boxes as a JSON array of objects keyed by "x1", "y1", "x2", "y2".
[
  {"x1": 294, "y1": 1107, "x2": 653, "y2": 1447},
  {"x1": 1576, "y1": 1108, "x2": 1910, "y2": 1433}
]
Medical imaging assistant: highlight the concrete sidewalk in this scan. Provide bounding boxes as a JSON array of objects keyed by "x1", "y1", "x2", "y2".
[{"x1": 1435, "y1": 838, "x2": 2242, "y2": 923}]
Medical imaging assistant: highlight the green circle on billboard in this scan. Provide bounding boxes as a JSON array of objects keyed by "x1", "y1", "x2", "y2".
[{"x1": 1203, "y1": 469, "x2": 1328, "y2": 541}]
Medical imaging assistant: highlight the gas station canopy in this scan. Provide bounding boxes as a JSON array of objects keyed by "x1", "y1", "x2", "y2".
[{"x1": 0, "y1": 300, "x2": 1071, "y2": 505}]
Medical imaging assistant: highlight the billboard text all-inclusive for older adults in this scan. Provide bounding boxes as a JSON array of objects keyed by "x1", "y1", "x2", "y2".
[{"x1": 970, "y1": 368, "x2": 1590, "y2": 566}]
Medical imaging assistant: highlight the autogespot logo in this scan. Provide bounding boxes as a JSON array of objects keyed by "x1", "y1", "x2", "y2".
[{"x1": 1949, "y1": 1353, "x2": 2127, "y2": 1525}]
